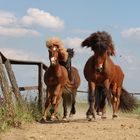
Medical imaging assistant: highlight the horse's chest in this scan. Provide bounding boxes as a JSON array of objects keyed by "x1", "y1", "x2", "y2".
[
  {"x1": 47, "y1": 76, "x2": 59, "y2": 85},
  {"x1": 92, "y1": 72, "x2": 106, "y2": 83}
]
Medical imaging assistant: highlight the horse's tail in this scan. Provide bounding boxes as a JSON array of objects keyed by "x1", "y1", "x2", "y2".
[
  {"x1": 119, "y1": 87, "x2": 138, "y2": 112},
  {"x1": 62, "y1": 86, "x2": 74, "y2": 106}
]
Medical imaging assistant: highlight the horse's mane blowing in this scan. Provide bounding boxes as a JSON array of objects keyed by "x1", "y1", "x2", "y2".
[
  {"x1": 81, "y1": 31, "x2": 115, "y2": 56},
  {"x1": 46, "y1": 37, "x2": 68, "y2": 62}
]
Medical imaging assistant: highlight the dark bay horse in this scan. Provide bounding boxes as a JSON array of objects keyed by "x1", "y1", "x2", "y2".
[
  {"x1": 81, "y1": 31, "x2": 137, "y2": 119},
  {"x1": 43, "y1": 45, "x2": 80, "y2": 121}
]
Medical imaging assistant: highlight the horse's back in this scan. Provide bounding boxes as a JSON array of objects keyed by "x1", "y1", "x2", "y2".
[
  {"x1": 113, "y1": 65, "x2": 124, "y2": 86},
  {"x1": 104, "y1": 57, "x2": 124, "y2": 86},
  {"x1": 71, "y1": 66, "x2": 81, "y2": 88}
]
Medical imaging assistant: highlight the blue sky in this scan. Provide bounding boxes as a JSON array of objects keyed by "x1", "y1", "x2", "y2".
[{"x1": 1, "y1": 0, "x2": 140, "y2": 94}]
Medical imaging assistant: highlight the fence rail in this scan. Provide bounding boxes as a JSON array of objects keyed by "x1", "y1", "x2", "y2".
[
  {"x1": 0, "y1": 52, "x2": 48, "y2": 113},
  {"x1": 77, "y1": 90, "x2": 140, "y2": 96}
]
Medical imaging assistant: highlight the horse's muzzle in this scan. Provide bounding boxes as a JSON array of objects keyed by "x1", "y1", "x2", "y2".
[
  {"x1": 96, "y1": 67, "x2": 103, "y2": 72},
  {"x1": 95, "y1": 64, "x2": 103, "y2": 72},
  {"x1": 51, "y1": 57, "x2": 57, "y2": 65}
]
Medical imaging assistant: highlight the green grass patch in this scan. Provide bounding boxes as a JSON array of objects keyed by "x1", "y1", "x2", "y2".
[{"x1": 0, "y1": 97, "x2": 42, "y2": 133}]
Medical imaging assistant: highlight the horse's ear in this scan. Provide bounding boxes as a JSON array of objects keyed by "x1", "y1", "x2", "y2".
[
  {"x1": 108, "y1": 46, "x2": 115, "y2": 56},
  {"x1": 67, "y1": 48, "x2": 74, "y2": 58}
]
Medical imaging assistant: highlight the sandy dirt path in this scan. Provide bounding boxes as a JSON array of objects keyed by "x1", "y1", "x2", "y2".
[{"x1": 0, "y1": 110, "x2": 140, "y2": 140}]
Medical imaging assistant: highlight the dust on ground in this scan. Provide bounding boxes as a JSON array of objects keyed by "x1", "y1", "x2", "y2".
[{"x1": 0, "y1": 104, "x2": 140, "y2": 140}]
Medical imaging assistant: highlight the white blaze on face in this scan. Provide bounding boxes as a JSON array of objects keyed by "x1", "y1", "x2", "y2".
[
  {"x1": 99, "y1": 63, "x2": 103, "y2": 69},
  {"x1": 53, "y1": 47, "x2": 57, "y2": 51},
  {"x1": 51, "y1": 57, "x2": 56, "y2": 64},
  {"x1": 50, "y1": 46, "x2": 57, "y2": 64}
]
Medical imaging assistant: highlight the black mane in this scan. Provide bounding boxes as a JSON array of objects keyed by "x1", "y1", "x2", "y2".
[
  {"x1": 67, "y1": 48, "x2": 74, "y2": 58},
  {"x1": 81, "y1": 31, "x2": 115, "y2": 56}
]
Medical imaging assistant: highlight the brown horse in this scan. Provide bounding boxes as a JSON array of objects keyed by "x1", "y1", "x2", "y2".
[
  {"x1": 81, "y1": 31, "x2": 137, "y2": 119},
  {"x1": 43, "y1": 45, "x2": 80, "y2": 121}
]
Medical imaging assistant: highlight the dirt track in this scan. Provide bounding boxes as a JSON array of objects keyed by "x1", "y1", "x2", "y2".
[{"x1": 0, "y1": 110, "x2": 140, "y2": 140}]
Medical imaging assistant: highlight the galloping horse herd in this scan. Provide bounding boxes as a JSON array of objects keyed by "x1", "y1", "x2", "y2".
[{"x1": 42, "y1": 31, "x2": 137, "y2": 122}]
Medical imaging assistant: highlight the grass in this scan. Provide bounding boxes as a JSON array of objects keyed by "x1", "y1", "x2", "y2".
[
  {"x1": 0, "y1": 96, "x2": 42, "y2": 132},
  {"x1": 134, "y1": 102, "x2": 140, "y2": 114}
]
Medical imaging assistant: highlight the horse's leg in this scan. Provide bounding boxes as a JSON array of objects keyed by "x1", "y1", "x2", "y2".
[
  {"x1": 69, "y1": 90, "x2": 76, "y2": 117},
  {"x1": 115, "y1": 87, "x2": 121, "y2": 115},
  {"x1": 42, "y1": 89, "x2": 50, "y2": 121},
  {"x1": 102, "y1": 79, "x2": 110, "y2": 119},
  {"x1": 95, "y1": 86, "x2": 106, "y2": 117},
  {"x1": 51, "y1": 85, "x2": 62, "y2": 120},
  {"x1": 112, "y1": 95, "x2": 118, "y2": 118},
  {"x1": 100, "y1": 91, "x2": 107, "y2": 119},
  {"x1": 111, "y1": 83, "x2": 118, "y2": 118},
  {"x1": 86, "y1": 82, "x2": 96, "y2": 120},
  {"x1": 62, "y1": 93, "x2": 68, "y2": 120}
]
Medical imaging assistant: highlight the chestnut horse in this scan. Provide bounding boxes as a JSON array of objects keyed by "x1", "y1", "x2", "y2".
[
  {"x1": 43, "y1": 46, "x2": 80, "y2": 121},
  {"x1": 81, "y1": 31, "x2": 137, "y2": 119}
]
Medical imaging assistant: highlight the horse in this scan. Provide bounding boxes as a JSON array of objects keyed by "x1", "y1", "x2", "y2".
[
  {"x1": 43, "y1": 45, "x2": 81, "y2": 121},
  {"x1": 81, "y1": 31, "x2": 137, "y2": 119}
]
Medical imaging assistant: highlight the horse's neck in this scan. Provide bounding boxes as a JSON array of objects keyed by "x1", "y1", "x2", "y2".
[
  {"x1": 51, "y1": 64, "x2": 62, "y2": 76},
  {"x1": 104, "y1": 56, "x2": 114, "y2": 73}
]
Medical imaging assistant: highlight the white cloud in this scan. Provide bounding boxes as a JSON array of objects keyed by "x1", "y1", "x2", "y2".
[
  {"x1": 121, "y1": 28, "x2": 140, "y2": 39},
  {"x1": 0, "y1": 8, "x2": 64, "y2": 37},
  {"x1": 21, "y1": 8, "x2": 64, "y2": 29},
  {"x1": 0, "y1": 11, "x2": 17, "y2": 26},
  {"x1": 0, "y1": 11, "x2": 40, "y2": 37},
  {"x1": 63, "y1": 37, "x2": 92, "y2": 54},
  {"x1": 1, "y1": 48, "x2": 42, "y2": 61},
  {"x1": 0, "y1": 26, "x2": 40, "y2": 37},
  {"x1": 63, "y1": 37, "x2": 82, "y2": 47}
]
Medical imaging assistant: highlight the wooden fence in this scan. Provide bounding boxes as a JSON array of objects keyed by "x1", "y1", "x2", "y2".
[{"x1": 0, "y1": 52, "x2": 48, "y2": 113}]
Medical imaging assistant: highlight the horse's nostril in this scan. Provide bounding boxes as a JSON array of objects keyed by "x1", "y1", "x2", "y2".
[{"x1": 96, "y1": 67, "x2": 103, "y2": 72}]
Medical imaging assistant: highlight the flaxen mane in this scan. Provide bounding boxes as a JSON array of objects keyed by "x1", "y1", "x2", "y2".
[{"x1": 46, "y1": 37, "x2": 68, "y2": 62}]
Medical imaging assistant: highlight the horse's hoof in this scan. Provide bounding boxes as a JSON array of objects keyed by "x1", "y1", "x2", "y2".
[
  {"x1": 97, "y1": 112, "x2": 102, "y2": 116},
  {"x1": 69, "y1": 114, "x2": 73, "y2": 118},
  {"x1": 87, "y1": 115, "x2": 95, "y2": 121},
  {"x1": 40, "y1": 117, "x2": 47, "y2": 123},
  {"x1": 62, "y1": 117, "x2": 67, "y2": 121},
  {"x1": 101, "y1": 115, "x2": 107, "y2": 119},
  {"x1": 112, "y1": 114, "x2": 118, "y2": 118},
  {"x1": 88, "y1": 118, "x2": 96, "y2": 122},
  {"x1": 50, "y1": 115, "x2": 57, "y2": 121}
]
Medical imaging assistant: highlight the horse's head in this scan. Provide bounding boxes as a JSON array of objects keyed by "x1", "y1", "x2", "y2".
[
  {"x1": 81, "y1": 31, "x2": 115, "y2": 72},
  {"x1": 46, "y1": 37, "x2": 68, "y2": 65},
  {"x1": 48, "y1": 45, "x2": 59, "y2": 65},
  {"x1": 94, "y1": 49, "x2": 109, "y2": 72}
]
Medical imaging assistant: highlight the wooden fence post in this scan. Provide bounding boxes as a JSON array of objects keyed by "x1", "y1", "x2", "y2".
[
  {"x1": 38, "y1": 63, "x2": 44, "y2": 114},
  {"x1": 5, "y1": 59, "x2": 24, "y2": 107},
  {"x1": 0, "y1": 56, "x2": 15, "y2": 118}
]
